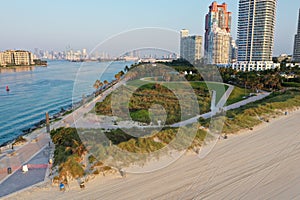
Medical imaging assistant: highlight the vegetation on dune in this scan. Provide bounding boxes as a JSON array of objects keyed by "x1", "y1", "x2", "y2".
[
  {"x1": 50, "y1": 128, "x2": 86, "y2": 180},
  {"x1": 95, "y1": 82, "x2": 212, "y2": 125},
  {"x1": 94, "y1": 78, "x2": 250, "y2": 125},
  {"x1": 50, "y1": 124, "x2": 215, "y2": 175},
  {"x1": 77, "y1": 126, "x2": 206, "y2": 167},
  {"x1": 199, "y1": 90, "x2": 300, "y2": 134},
  {"x1": 50, "y1": 128, "x2": 118, "y2": 182}
]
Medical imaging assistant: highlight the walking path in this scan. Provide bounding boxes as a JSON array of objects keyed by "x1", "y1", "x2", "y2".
[
  {"x1": 0, "y1": 132, "x2": 49, "y2": 184},
  {"x1": 0, "y1": 147, "x2": 50, "y2": 198},
  {"x1": 172, "y1": 91, "x2": 270, "y2": 127}
]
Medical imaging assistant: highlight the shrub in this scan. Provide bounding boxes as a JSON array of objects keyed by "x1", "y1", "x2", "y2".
[
  {"x1": 13, "y1": 136, "x2": 27, "y2": 145},
  {"x1": 88, "y1": 155, "x2": 96, "y2": 164}
]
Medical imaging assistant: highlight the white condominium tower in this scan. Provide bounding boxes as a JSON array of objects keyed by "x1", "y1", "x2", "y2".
[
  {"x1": 180, "y1": 29, "x2": 202, "y2": 64},
  {"x1": 293, "y1": 8, "x2": 300, "y2": 62},
  {"x1": 237, "y1": 0, "x2": 277, "y2": 62}
]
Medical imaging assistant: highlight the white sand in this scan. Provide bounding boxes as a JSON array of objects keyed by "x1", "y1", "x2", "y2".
[{"x1": 6, "y1": 110, "x2": 300, "y2": 200}]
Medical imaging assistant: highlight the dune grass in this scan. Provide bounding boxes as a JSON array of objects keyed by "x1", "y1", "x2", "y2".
[
  {"x1": 94, "y1": 80, "x2": 241, "y2": 125},
  {"x1": 200, "y1": 90, "x2": 300, "y2": 134}
]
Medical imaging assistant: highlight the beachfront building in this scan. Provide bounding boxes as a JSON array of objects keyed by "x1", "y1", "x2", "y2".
[
  {"x1": 293, "y1": 9, "x2": 300, "y2": 62},
  {"x1": 0, "y1": 52, "x2": 4, "y2": 66},
  {"x1": 231, "y1": 61, "x2": 279, "y2": 72},
  {"x1": 235, "y1": 0, "x2": 278, "y2": 71},
  {"x1": 206, "y1": 23, "x2": 231, "y2": 64},
  {"x1": 0, "y1": 50, "x2": 34, "y2": 66},
  {"x1": 180, "y1": 29, "x2": 202, "y2": 63},
  {"x1": 204, "y1": 2, "x2": 232, "y2": 64}
]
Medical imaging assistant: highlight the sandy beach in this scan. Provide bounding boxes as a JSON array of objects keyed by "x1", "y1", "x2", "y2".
[{"x1": 5, "y1": 108, "x2": 300, "y2": 199}]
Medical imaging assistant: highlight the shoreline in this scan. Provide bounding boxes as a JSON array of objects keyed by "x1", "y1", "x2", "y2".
[
  {"x1": 0, "y1": 98, "x2": 81, "y2": 148},
  {"x1": 0, "y1": 65, "x2": 47, "y2": 74},
  {"x1": 0, "y1": 64, "x2": 47, "y2": 69},
  {"x1": 0, "y1": 62, "x2": 48, "y2": 68},
  {"x1": 0, "y1": 79, "x2": 115, "y2": 148}
]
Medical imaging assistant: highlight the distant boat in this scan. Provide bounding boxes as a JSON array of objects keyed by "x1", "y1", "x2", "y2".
[{"x1": 6, "y1": 86, "x2": 10, "y2": 92}]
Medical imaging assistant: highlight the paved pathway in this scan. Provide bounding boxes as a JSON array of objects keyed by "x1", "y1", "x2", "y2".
[
  {"x1": 0, "y1": 132, "x2": 49, "y2": 183},
  {"x1": 172, "y1": 90, "x2": 270, "y2": 127},
  {"x1": 0, "y1": 147, "x2": 49, "y2": 198}
]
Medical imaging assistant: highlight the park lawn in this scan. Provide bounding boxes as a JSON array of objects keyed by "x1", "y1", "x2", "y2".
[
  {"x1": 282, "y1": 82, "x2": 300, "y2": 88},
  {"x1": 226, "y1": 86, "x2": 252, "y2": 105}
]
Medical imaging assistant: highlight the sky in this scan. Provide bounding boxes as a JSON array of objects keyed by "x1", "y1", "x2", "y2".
[{"x1": 0, "y1": 0, "x2": 299, "y2": 56}]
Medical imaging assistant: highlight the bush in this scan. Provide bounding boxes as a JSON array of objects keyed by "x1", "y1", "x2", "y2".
[
  {"x1": 13, "y1": 136, "x2": 27, "y2": 145},
  {"x1": 59, "y1": 156, "x2": 85, "y2": 179},
  {"x1": 50, "y1": 128, "x2": 86, "y2": 179},
  {"x1": 88, "y1": 155, "x2": 96, "y2": 164}
]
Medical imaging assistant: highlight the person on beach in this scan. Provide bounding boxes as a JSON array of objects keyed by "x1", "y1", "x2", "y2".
[
  {"x1": 59, "y1": 182, "x2": 65, "y2": 191},
  {"x1": 120, "y1": 169, "x2": 126, "y2": 178}
]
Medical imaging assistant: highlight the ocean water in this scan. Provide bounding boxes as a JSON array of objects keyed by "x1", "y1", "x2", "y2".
[{"x1": 0, "y1": 60, "x2": 132, "y2": 146}]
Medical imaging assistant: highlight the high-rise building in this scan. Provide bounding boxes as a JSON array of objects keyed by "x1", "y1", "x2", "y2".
[
  {"x1": 204, "y1": 2, "x2": 232, "y2": 64},
  {"x1": 293, "y1": 9, "x2": 300, "y2": 62},
  {"x1": 237, "y1": 0, "x2": 277, "y2": 62},
  {"x1": 180, "y1": 29, "x2": 202, "y2": 63},
  {"x1": 230, "y1": 38, "x2": 238, "y2": 63},
  {"x1": 82, "y1": 48, "x2": 88, "y2": 59},
  {"x1": 207, "y1": 24, "x2": 231, "y2": 64}
]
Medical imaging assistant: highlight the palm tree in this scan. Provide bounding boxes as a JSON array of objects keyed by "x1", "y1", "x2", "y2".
[
  {"x1": 99, "y1": 82, "x2": 104, "y2": 89},
  {"x1": 93, "y1": 80, "x2": 101, "y2": 90},
  {"x1": 124, "y1": 65, "x2": 130, "y2": 72},
  {"x1": 103, "y1": 80, "x2": 109, "y2": 88},
  {"x1": 115, "y1": 73, "x2": 121, "y2": 80}
]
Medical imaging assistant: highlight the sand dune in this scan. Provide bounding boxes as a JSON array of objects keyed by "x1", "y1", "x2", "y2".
[{"x1": 6, "y1": 110, "x2": 300, "y2": 200}]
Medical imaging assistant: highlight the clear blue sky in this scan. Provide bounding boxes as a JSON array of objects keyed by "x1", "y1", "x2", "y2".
[{"x1": 0, "y1": 0, "x2": 299, "y2": 56}]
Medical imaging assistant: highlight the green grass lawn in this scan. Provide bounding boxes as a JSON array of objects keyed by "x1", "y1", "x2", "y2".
[
  {"x1": 282, "y1": 82, "x2": 300, "y2": 88},
  {"x1": 227, "y1": 86, "x2": 252, "y2": 105}
]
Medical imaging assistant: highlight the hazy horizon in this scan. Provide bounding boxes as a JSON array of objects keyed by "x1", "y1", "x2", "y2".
[{"x1": 0, "y1": 0, "x2": 299, "y2": 56}]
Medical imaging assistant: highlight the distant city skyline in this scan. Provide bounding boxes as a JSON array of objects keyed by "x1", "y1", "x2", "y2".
[{"x1": 0, "y1": 0, "x2": 299, "y2": 56}]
